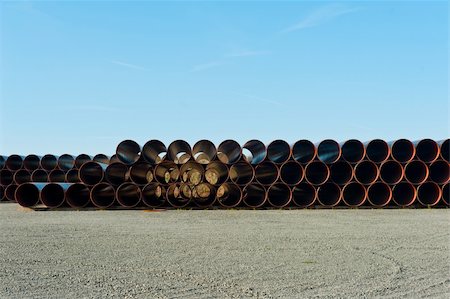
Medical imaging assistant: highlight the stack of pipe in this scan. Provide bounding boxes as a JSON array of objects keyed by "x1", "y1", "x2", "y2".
[{"x1": 1, "y1": 138, "x2": 448, "y2": 209}]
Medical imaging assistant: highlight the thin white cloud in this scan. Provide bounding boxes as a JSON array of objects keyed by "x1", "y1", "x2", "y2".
[
  {"x1": 226, "y1": 50, "x2": 271, "y2": 58},
  {"x1": 281, "y1": 4, "x2": 359, "y2": 33},
  {"x1": 111, "y1": 60, "x2": 147, "y2": 71},
  {"x1": 190, "y1": 61, "x2": 226, "y2": 72}
]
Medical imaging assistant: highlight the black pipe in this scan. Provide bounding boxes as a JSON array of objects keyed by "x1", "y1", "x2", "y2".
[
  {"x1": 305, "y1": 161, "x2": 329, "y2": 185},
  {"x1": 442, "y1": 183, "x2": 449, "y2": 206},
  {"x1": 242, "y1": 183, "x2": 267, "y2": 208},
  {"x1": 317, "y1": 140, "x2": 341, "y2": 164},
  {"x1": 367, "y1": 182, "x2": 392, "y2": 207},
  {"x1": 23, "y1": 155, "x2": 41, "y2": 171},
  {"x1": 204, "y1": 161, "x2": 229, "y2": 185},
  {"x1": 116, "y1": 182, "x2": 142, "y2": 208},
  {"x1": 58, "y1": 154, "x2": 75, "y2": 171},
  {"x1": 166, "y1": 183, "x2": 191, "y2": 208},
  {"x1": 75, "y1": 154, "x2": 92, "y2": 168},
  {"x1": 31, "y1": 169, "x2": 48, "y2": 182},
  {"x1": 341, "y1": 139, "x2": 365, "y2": 163},
  {"x1": 428, "y1": 160, "x2": 449, "y2": 184},
  {"x1": 0, "y1": 169, "x2": 14, "y2": 185},
  {"x1": 180, "y1": 161, "x2": 204, "y2": 185},
  {"x1": 91, "y1": 183, "x2": 115, "y2": 208},
  {"x1": 142, "y1": 140, "x2": 167, "y2": 164},
  {"x1": 65, "y1": 169, "x2": 80, "y2": 183},
  {"x1": 192, "y1": 140, "x2": 216, "y2": 164},
  {"x1": 216, "y1": 183, "x2": 242, "y2": 208},
  {"x1": 267, "y1": 140, "x2": 291, "y2": 164},
  {"x1": 15, "y1": 183, "x2": 45, "y2": 207},
  {"x1": 354, "y1": 160, "x2": 379, "y2": 185},
  {"x1": 93, "y1": 154, "x2": 110, "y2": 164},
  {"x1": 129, "y1": 162, "x2": 154, "y2": 185},
  {"x1": 291, "y1": 183, "x2": 316, "y2": 207},
  {"x1": 392, "y1": 182, "x2": 416, "y2": 207},
  {"x1": 217, "y1": 140, "x2": 242, "y2": 164},
  {"x1": 5, "y1": 155, "x2": 24, "y2": 171},
  {"x1": 5, "y1": 184, "x2": 18, "y2": 201},
  {"x1": 105, "y1": 163, "x2": 129, "y2": 186},
  {"x1": 330, "y1": 161, "x2": 353, "y2": 185},
  {"x1": 267, "y1": 183, "x2": 292, "y2": 208},
  {"x1": 365, "y1": 139, "x2": 390, "y2": 163},
  {"x1": 66, "y1": 183, "x2": 90, "y2": 208},
  {"x1": 13, "y1": 169, "x2": 31, "y2": 184},
  {"x1": 342, "y1": 182, "x2": 366, "y2": 207},
  {"x1": 142, "y1": 183, "x2": 166, "y2": 208},
  {"x1": 417, "y1": 182, "x2": 441, "y2": 206},
  {"x1": 391, "y1": 139, "x2": 415, "y2": 163},
  {"x1": 79, "y1": 161, "x2": 107, "y2": 186},
  {"x1": 255, "y1": 161, "x2": 279, "y2": 185},
  {"x1": 230, "y1": 161, "x2": 255, "y2": 186},
  {"x1": 439, "y1": 139, "x2": 449, "y2": 162},
  {"x1": 242, "y1": 140, "x2": 266, "y2": 165},
  {"x1": 317, "y1": 182, "x2": 342, "y2": 207},
  {"x1": 292, "y1": 140, "x2": 316, "y2": 164},
  {"x1": 379, "y1": 160, "x2": 403, "y2": 184},
  {"x1": 40, "y1": 154, "x2": 58, "y2": 171},
  {"x1": 167, "y1": 140, "x2": 192, "y2": 164},
  {"x1": 404, "y1": 160, "x2": 428, "y2": 184},
  {"x1": 154, "y1": 161, "x2": 180, "y2": 184},
  {"x1": 193, "y1": 183, "x2": 216, "y2": 208},
  {"x1": 280, "y1": 161, "x2": 304, "y2": 185},
  {"x1": 415, "y1": 139, "x2": 439, "y2": 163},
  {"x1": 41, "y1": 183, "x2": 70, "y2": 208},
  {"x1": 116, "y1": 140, "x2": 141, "y2": 165}
]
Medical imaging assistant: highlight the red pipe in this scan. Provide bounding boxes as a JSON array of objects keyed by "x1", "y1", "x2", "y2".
[
  {"x1": 91, "y1": 183, "x2": 116, "y2": 208},
  {"x1": 365, "y1": 139, "x2": 390, "y2": 163},
  {"x1": 404, "y1": 160, "x2": 428, "y2": 184},
  {"x1": 292, "y1": 140, "x2": 316, "y2": 164},
  {"x1": 341, "y1": 139, "x2": 365, "y2": 163},
  {"x1": 267, "y1": 140, "x2": 291, "y2": 164},
  {"x1": 317, "y1": 182, "x2": 342, "y2": 207},
  {"x1": 442, "y1": 183, "x2": 449, "y2": 206},
  {"x1": 305, "y1": 161, "x2": 330, "y2": 185},
  {"x1": 255, "y1": 161, "x2": 279, "y2": 185},
  {"x1": 330, "y1": 161, "x2": 353, "y2": 185},
  {"x1": 379, "y1": 160, "x2": 403, "y2": 185},
  {"x1": 216, "y1": 183, "x2": 242, "y2": 208},
  {"x1": 392, "y1": 182, "x2": 416, "y2": 207},
  {"x1": 267, "y1": 183, "x2": 292, "y2": 208},
  {"x1": 342, "y1": 182, "x2": 367, "y2": 207},
  {"x1": 367, "y1": 182, "x2": 392, "y2": 207},
  {"x1": 66, "y1": 183, "x2": 91, "y2": 208},
  {"x1": 439, "y1": 139, "x2": 449, "y2": 162},
  {"x1": 428, "y1": 160, "x2": 449, "y2": 184},
  {"x1": 415, "y1": 139, "x2": 440, "y2": 163},
  {"x1": 280, "y1": 161, "x2": 304, "y2": 186},
  {"x1": 354, "y1": 160, "x2": 379, "y2": 185},
  {"x1": 390, "y1": 139, "x2": 415, "y2": 163},
  {"x1": 417, "y1": 182, "x2": 441, "y2": 207},
  {"x1": 142, "y1": 182, "x2": 166, "y2": 208},
  {"x1": 317, "y1": 139, "x2": 341, "y2": 164},
  {"x1": 229, "y1": 161, "x2": 255, "y2": 186},
  {"x1": 116, "y1": 182, "x2": 142, "y2": 208},
  {"x1": 242, "y1": 183, "x2": 267, "y2": 208}
]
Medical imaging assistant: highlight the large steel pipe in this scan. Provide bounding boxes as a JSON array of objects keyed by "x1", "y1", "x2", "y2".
[
  {"x1": 0, "y1": 169, "x2": 14, "y2": 185},
  {"x1": 49, "y1": 169, "x2": 66, "y2": 182},
  {"x1": 330, "y1": 161, "x2": 353, "y2": 185},
  {"x1": 305, "y1": 161, "x2": 330, "y2": 185},
  {"x1": 242, "y1": 140, "x2": 266, "y2": 165},
  {"x1": 180, "y1": 161, "x2": 204, "y2": 185},
  {"x1": 292, "y1": 140, "x2": 316, "y2": 164},
  {"x1": 442, "y1": 183, "x2": 449, "y2": 206},
  {"x1": 142, "y1": 140, "x2": 167, "y2": 164},
  {"x1": 0, "y1": 155, "x2": 5, "y2": 169},
  {"x1": 167, "y1": 140, "x2": 192, "y2": 164},
  {"x1": 142, "y1": 183, "x2": 166, "y2": 208},
  {"x1": 166, "y1": 183, "x2": 191, "y2": 208},
  {"x1": 404, "y1": 160, "x2": 428, "y2": 184},
  {"x1": 415, "y1": 139, "x2": 439, "y2": 163},
  {"x1": 75, "y1": 154, "x2": 92, "y2": 168},
  {"x1": 23, "y1": 155, "x2": 41, "y2": 171},
  {"x1": 392, "y1": 182, "x2": 416, "y2": 207},
  {"x1": 13, "y1": 169, "x2": 31, "y2": 184},
  {"x1": 354, "y1": 160, "x2": 379, "y2": 185},
  {"x1": 93, "y1": 154, "x2": 110, "y2": 164},
  {"x1": 365, "y1": 139, "x2": 390, "y2": 163},
  {"x1": 31, "y1": 169, "x2": 48, "y2": 182},
  {"x1": 217, "y1": 140, "x2": 242, "y2": 165},
  {"x1": 105, "y1": 163, "x2": 129, "y2": 185},
  {"x1": 428, "y1": 160, "x2": 449, "y2": 184},
  {"x1": 41, "y1": 183, "x2": 70, "y2": 208},
  {"x1": 291, "y1": 183, "x2": 316, "y2": 208},
  {"x1": 193, "y1": 183, "x2": 216, "y2": 208},
  {"x1": 242, "y1": 183, "x2": 267, "y2": 208},
  {"x1": 116, "y1": 140, "x2": 141, "y2": 165},
  {"x1": 205, "y1": 161, "x2": 228, "y2": 186},
  {"x1": 79, "y1": 162, "x2": 106, "y2": 186},
  {"x1": 116, "y1": 182, "x2": 141, "y2": 208},
  {"x1": 57, "y1": 154, "x2": 75, "y2": 171},
  {"x1": 367, "y1": 182, "x2": 392, "y2": 207},
  {"x1": 129, "y1": 162, "x2": 154, "y2": 185},
  {"x1": 91, "y1": 183, "x2": 115, "y2": 208},
  {"x1": 267, "y1": 140, "x2": 291, "y2": 164},
  {"x1": 317, "y1": 139, "x2": 341, "y2": 164},
  {"x1": 5, "y1": 184, "x2": 18, "y2": 201},
  {"x1": 109, "y1": 154, "x2": 120, "y2": 164},
  {"x1": 317, "y1": 182, "x2": 342, "y2": 207},
  {"x1": 66, "y1": 183, "x2": 90, "y2": 208},
  {"x1": 280, "y1": 161, "x2": 304, "y2": 186},
  {"x1": 439, "y1": 139, "x2": 449, "y2": 162},
  {"x1": 216, "y1": 183, "x2": 242, "y2": 208},
  {"x1": 379, "y1": 160, "x2": 403, "y2": 185},
  {"x1": 229, "y1": 161, "x2": 255, "y2": 186},
  {"x1": 65, "y1": 169, "x2": 80, "y2": 183},
  {"x1": 15, "y1": 183, "x2": 45, "y2": 207},
  {"x1": 342, "y1": 182, "x2": 366, "y2": 207},
  {"x1": 391, "y1": 139, "x2": 415, "y2": 163},
  {"x1": 341, "y1": 139, "x2": 365, "y2": 163},
  {"x1": 417, "y1": 182, "x2": 441, "y2": 206},
  {"x1": 255, "y1": 161, "x2": 279, "y2": 185},
  {"x1": 5, "y1": 155, "x2": 23, "y2": 171},
  {"x1": 154, "y1": 161, "x2": 180, "y2": 184},
  {"x1": 267, "y1": 183, "x2": 292, "y2": 208},
  {"x1": 192, "y1": 140, "x2": 216, "y2": 164},
  {"x1": 40, "y1": 154, "x2": 58, "y2": 171}
]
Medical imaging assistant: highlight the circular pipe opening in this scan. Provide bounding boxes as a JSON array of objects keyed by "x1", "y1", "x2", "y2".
[
  {"x1": 280, "y1": 161, "x2": 304, "y2": 185},
  {"x1": 292, "y1": 140, "x2": 316, "y2": 164},
  {"x1": 217, "y1": 183, "x2": 242, "y2": 208},
  {"x1": 243, "y1": 184, "x2": 267, "y2": 208},
  {"x1": 142, "y1": 140, "x2": 167, "y2": 164},
  {"x1": 116, "y1": 183, "x2": 141, "y2": 208},
  {"x1": 354, "y1": 161, "x2": 379, "y2": 185},
  {"x1": 40, "y1": 154, "x2": 57, "y2": 171},
  {"x1": 417, "y1": 182, "x2": 441, "y2": 206},
  {"x1": 166, "y1": 183, "x2": 191, "y2": 208},
  {"x1": 192, "y1": 140, "x2": 216, "y2": 164},
  {"x1": 367, "y1": 182, "x2": 392, "y2": 207},
  {"x1": 65, "y1": 169, "x2": 80, "y2": 183},
  {"x1": 429, "y1": 160, "x2": 449, "y2": 184},
  {"x1": 342, "y1": 183, "x2": 366, "y2": 207},
  {"x1": 305, "y1": 161, "x2": 330, "y2": 185},
  {"x1": 49, "y1": 169, "x2": 66, "y2": 182},
  {"x1": 93, "y1": 154, "x2": 110, "y2": 164},
  {"x1": 255, "y1": 161, "x2": 278, "y2": 185},
  {"x1": 142, "y1": 183, "x2": 166, "y2": 208},
  {"x1": 217, "y1": 140, "x2": 242, "y2": 164},
  {"x1": 292, "y1": 183, "x2": 316, "y2": 207},
  {"x1": 79, "y1": 162, "x2": 105, "y2": 185},
  {"x1": 379, "y1": 160, "x2": 403, "y2": 184},
  {"x1": 31, "y1": 169, "x2": 48, "y2": 182},
  {"x1": 193, "y1": 183, "x2": 216, "y2": 208},
  {"x1": 317, "y1": 140, "x2": 341, "y2": 164},
  {"x1": 317, "y1": 183, "x2": 342, "y2": 207},
  {"x1": 205, "y1": 161, "x2": 229, "y2": 185},
  {"x1": 75, "y1": 154, "x2": 92, "y2": 168},
  {"x1": 442, "y1": 184, "x2": 449, "y2": 206},
  {"x1": 440, "y1": 139, "x2": 449, "y2": 162},
  {"x1": 23, "y1": 155, "x2": 41, "y2": 171},
  {"x1": 230, "y1": 162, "x2": 255, "y2": 185},
  {"x1": 91, "y1": 183, "x2": 115, "y2": 208},
  {"x1": 41, "y1": 183, "x2": 66, "y2": 208},
  {"x1": 267, "y1": 140, "x2": 291, "y2": 164},
  {"x1": 268, "y1": 183, "x2": 292, "y2": 208},
  {"x1": 13, "y1": 170, "x2": 31, "y2": 184},
  {"x1": 243, "y1": 140, "x2": 266, "y2": 165},
  {"x1": 391, "y1": 139, "x2": 415, "y2": 163},
  {"x1": 154, "y1": 161, "x2": 179, "y2": 184},
  {"x1": 404, "y1": 160, "x2": 428, "y2": 184},
  {"x1": 366, "y1": 139, "x2": 390, "y2": 163},
  {"x1": 105, "y1": 163, "x2": 129, "y2": 185},
  {"x1": 5, "y1": 184, "x2": 18, "y2": 201},
  {"x1": 180, "y1": 162, "x2": 204, "y2": 185},
  {"x1": 129, "y1": 162, "x2": 154, "y2": 185},
  {"x1": 15, "y1": 183, "x2": 40, "y2": 207},
  {"x1": 392, "y1": 182, "x2": 416, "y2": 207},
  {"x1": 415, "y1": 139, "x2": 439, "y2": 163},
  {"x1": 341, "y1": 139, "x2": 365, "y2": 163},
  {"x1": 109, "y1": 155, "x2": 120, "y2": 164},
  {"x1": 0, "y1": 169, "x2": 14, "y2": 185},
  {"x1": 57, "y1": 154, "x2": 75, "y2": 171},
  {"x1": 167, "y1": 140, "x2": 192, "y2": 164},
  {"x1": 116, "y1": 140, "x2": 141, "y2": 165},
  {"x1": 330, "y1": 161, "x2": 353, "y2": 185},
  {"x1": 6, "y1": 155, "x2": 23, "y2": 171},
  {"x1": 66, "y1": 183, "x2": 90, "y2": 208}
]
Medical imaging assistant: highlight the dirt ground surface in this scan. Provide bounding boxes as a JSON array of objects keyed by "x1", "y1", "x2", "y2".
[{"x1": 0, "y1": 203, "x2": 449, "y2": 298}]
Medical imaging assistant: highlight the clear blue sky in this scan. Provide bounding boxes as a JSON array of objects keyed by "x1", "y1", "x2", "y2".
[{"x1": 0, "y1": 1, "x2": 448, "y2": 155}]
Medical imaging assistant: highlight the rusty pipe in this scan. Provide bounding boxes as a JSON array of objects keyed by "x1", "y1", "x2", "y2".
[
  {"x1": 341, "y1": 139, "x2": 365, "y2": 163},
  {"x1": 142, "y1": 182, "x2": 166, "y2": 208},
  {"x1": 40, "y1": 154, "x2": 58, "y2": 171},
  {"x1": 367, "y1": 182, "x2": 392, "y2": 207},
  {"x1": 79, "y1": 161, "x2": 107, "y2": 186},
  {"x1": 167, "y1": 140, "x2": 192, "y2": 164},
  {"x1": 116, "y1": 140, "x2": 141, "y2": 165},
  {"x1": 428, "y1": 160, "x2": 449, "y2": 184},
  {"x1": 242, "y1": 183, "x2": 267, "y2": 208},
  {"x1": 291, "y1": 183, "x2": 316, "y2": 208},
  {"x1": 193, "y1": 183, "x2": 216, "y2": 208},
  {"x1": 365, "y1": 139, "x2": 390, "y2": 163},
  {"x1": 267, "y1": 183, "x2": 292, "y2": 208},
  {"x1": 267, "y1": 139, "x2": 291, "y2": 164},
  {"x1": 317, "y1": 139, "x2": 341, "y2": 164},
  {"x1": 180, "y1": 161, "x2": 204, "y2": 185},
  {"x1": 390, "y1": 139, "x2": 415, "y2": 163},
  {"x1": 5, "y1": 155, "x2": 24, "y2": 171},
  {"x1": 15, "y1": 183, "x2": 46, "y2": 207},
  {"x1": 116, "y1": 182, "x2": 141, "y2": 208},
  {"x1": 379, "y1": 160, "x2": 403, "y2": 185},
  {"x1": 317, "y1": 182, "x2": 342, "y2": 207},
  {"x1": 242, "y1": 139, "x2": 266, "y2": 165},
  {"x1": 392, "y1": 182, "x2": 416, "y2": 207},
  {"x1": 5, "y1": 184, "x2": 18, "y2": 201},
  {"x1": 154, "y1": 161, "x2": 180, "y2": 184},
  {"x1": 13, "y1": 169, "x2": 31, "y2": 184},
  {"x1": 216, "y1": 183, "x2": 242, "y2": 208},
  {"x1": 105, "y1": 163, "x2": 129, "y2": 186},
  {"x1": 109, "y1": 154, "x2": 120, "y2": 164},
  {"x1": 65, "y1": 168, "x2": 80, "y2": 183},
  {"x1": 280, "y1": 161, "x2": 304, "y2": 186},
  {"x1": 23, "y1": 155, "x2": 41, "y2": 171},
  {"x1": 255, "y1": 161, "x2": 279, "y2": 185},
  {"x1": 439, "y1": 139, "x2": 449, "y2": 162},
  {"x1": 91, "y1": 183, "x2": 116, "y2": 208},
  {"x1": 93, "y1": 154, "x2": 110, "y2": 164},
  {"x1": 404, "y1": 160, "x2": 429, "y2": 184},
  {"x1": 166, "y1": 183, "x2": 191, "y2": 208},
  {"x1": 305, "y1": 161, "x2": 330, "y2": 185},
  {"x1": 292, "y1": 140, "x2": 316, "y2": 164},
  {"x1": 417, "y1": 182, "x2": 441, "y2": 206},
  {"x1": 205, "y1": 161, "x2": 229, "y2": 186},
  {"x1": 49, "y1": 169, "x2": 66, "y2": 182},
  {"x1": 142, "y1": 140, "x2": 167, "y2": 164},
  {"x1": 354, "y1": 160, "x2": 379, "y2": 185},
  {"x1": 75, "y1": 154, "x2": 92, "y2": 168},
  {"x1": 415, "y1": 139, "x2": 440, "y2": 163},
  {"x1": 342, "y1": 182, "x2": 367, "y2": 207},
  {"x1": 66, "y1": 183, "x2": 90, "y2": 208},
  {"x1": 57, "y1": 154, "x2": 75, "y2": 171},
  {"x1": 229, "y1": 161, "x2": 255, "y2": 186},
  {"x1": 192, "y1": 140, "x2": 217, "y2": 164},
  {"x1": 41, "y1": 183, "x2": 71, "y2": 208},
  {"x1": 442, "y1": 183, "x2": 448, "y2": 206},
  {"x1": 0, "y1": 169, "x2": 14, "y2": 185},
  {"x1": 330, "y1": 161, "x2": 353, "y2": 185},
  {"x1": 31, "y1": 169, "x2": 48, "y2": 182},
  {"x1": 129, "y1": 162, "x2": 154, "y2": 185},
  {"x1": 217, "y1": 139, "x2": 242, "y2": 164}
]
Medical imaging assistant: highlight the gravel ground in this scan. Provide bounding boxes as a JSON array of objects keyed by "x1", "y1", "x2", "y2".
[{"x1": 0, "y1": 203, "x2": 449, "y2": 298}]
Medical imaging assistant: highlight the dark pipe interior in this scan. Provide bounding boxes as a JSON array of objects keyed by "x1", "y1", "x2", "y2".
[
  {"x1": 243, "y1": 140, "x2": 266, "y2": 165},
  {"x1": 41, "y1": 154, "x2": 57, "y2": 171},
  {"x1": 317, "y1": 140, "x2": 340, "y2": 164},
  {"x1": 91, "y1": 183, "x2": 115, "y2": 208},
  {"x1": 404, "y1": 161, "x2": 428, "y2": 184},
  {"x1": 167, "y1": 184, "x2": 190, "y2": 207},
  {"x1": 230, "y1": 162, "x2": 254, "y2": 185},
  {"x1": 130, "y1": 162, "x2": 153, "y2": 185},
  {"x1": 15, "y1": 183, "x2": 40, "y2": 207},
  {"x1": 442, "y1": 184, "x2": 449, "y2": 205},
  {"x1": 24, "y1": 155, "x2": 41, "y2": 171},
  {"x1": 109, "y1": 155, "x2": 120, "y2": 164},
  {"x1": 217, "y1": 140, "x2": 242, "y2": 164},
  {"x1": 243, "y1": 184, "x2": 266, "y2": 208},
  {"x1": 418, "y1": 182, "x2": 441, "y2": 206},
  {"x1": 292, "y1": 183, "x2": 316, "y2": 207},
  {"x1": 318, "y1": 183, "x2": 341, "y2": 207},
  {"x1": 117, "y1": 183, "x2": 141, "y2": 207},
  {"x1": 416, "y1": 139, "x2": 439, "y2": 162},
  {"x1": 280, "y1": 161, "x2": 303, "y2": 185},
  {"x1": 429, "y1": 160, "x2": 449, "y2": 184},
  {"x1": 366, "y1": 139, "x2": 389, "y2": 163},
  {"x1": 368, "y1": 183, "x2": 391, "y2": 207},
  {"x1": 5, "y1": 184, "x2": 18, "y2": 201},
  {"x1": 66, "y1": 184, "x2": 90, "y2": 208},
  {"x1": 142, "y1": 183, "x2": 166, "y2": 207},
  {"x1": 6, "y1": 155, "x2": 23, "y2": 171},
  {"x1": 41, "y1": 184, "x2": 65, "y2": 208},
  {"x1": 31, "y1": 169, "x2": 48, "y2": 182},
  {"x1": 343, "y1": 183, "x2": 366, "y2": 207},
  {"x1": 255, "y1": 162, "x2": 278, "y2": 185},
  {"x1": 154, "y1": 162, "x2": 179, "y2": 184},
  {"x1": 14, "y1": 170, "x2": 31, "y2": 184},
  {"x1": 66, "y1": 169, "x2": 80, "y2": 183},
  {"x1": 0, "y1": 185, "x2": 4, "y2": 200},
  {"x1": 75, "y1": 154, "x2": 92, "y2": 168},
  {"x1": 167, "y1": 140, "x2": 192, "y2": 164},
  {"x1": 441, "y1": 139, "x2": 449, "y2": 162},
  {"x1": 216, "y1": 183, "x2": 242, "y2": 208},
  {"x1": 391, "y1": 139, "x2": 415, "y2": 163},
  {"x1": 142, "y1": 140, "x2": 167, "y2": 164},
  {"x1": 292, "y1": 140, "x2": 316, "y2": 164},
  {"x1": 0, "y1": 169, "x2": 14, "y2": 185},
  {"x1": 268, "y1": 183, "x2": 291, "y2": 208},
  {"x1": 105, "y1": 163, "x2": 129, "y2": 185},
  {"x1": 116, "y1": 140, "x2": 141, "y2": 165},
  {"x1": 58, "y1": 154, "x2": 75, "y2": 171},
  {"x1": 80, "y1": 162, "x2": 104, "y2": 185},
  {"x1": 342, "y1": 139, "x2": 365, "y2": 163},
  {"x1": 205, "y1": 161, "x2": 228, "y2": 185},
  {"x1": 193, "y1": 183, "x2": 216, "y2": 207},
  {"x1": 0, "y1": 156, "x2": 5, "y2": 169},
  {"x1": 393, "y1": 183, "x2": 416, "y2": 206},
  {"x1": 49, "y1": 169, "x2": 66, "y2": 182},
  {"x1": 355, "y1": 161, "x2": 378, "y2": 184},
  {"x1": 93, "y1": 154, "x2": 110, "y2": 164},
  {"x1": 192, "y1": 140, "x2": 216, "y2": 164},
  {"x1": 330, "y1": 161, "x2": 353, "y2": 185},
  {"x1": 267, "y1": 140, "x2": 291, "y2": 164},
  {"x1": 180, "y1": 162, "x2": 204, "y2": 185},
  {"x1": 305, "y1": 161, "x2": 329, "y2": 185},
  {"x1": 380, "y1": 160, "x2": 403, "y2": 184}
]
